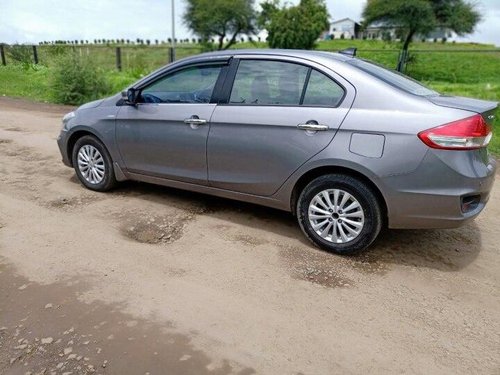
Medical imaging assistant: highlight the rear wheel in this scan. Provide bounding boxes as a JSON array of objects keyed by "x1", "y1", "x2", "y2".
[
  {"x1": 297, "y1": 174, "x2": 382, "y2": 255},
  {"x1": 72, "y1": 135, "x2": 116, "y2": 192}
]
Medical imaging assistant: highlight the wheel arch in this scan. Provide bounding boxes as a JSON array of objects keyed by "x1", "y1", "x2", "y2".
[
  {"x1": 66, "y1": 128, "x2": 106, "y2": 167},
  {"x1": 290, "y1": 165, "x2": 388, "y2": 224}
]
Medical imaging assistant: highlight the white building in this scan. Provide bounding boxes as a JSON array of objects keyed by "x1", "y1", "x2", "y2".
[
  {"x1": 327, "y1": 18, "x2": 361, "y2": 39},
  {"x1": 362, "y1": 22, "x2": 455, "y2": 41},
  {"x1": 325, "y1": 18, "x2": 456, "y2": 42}
]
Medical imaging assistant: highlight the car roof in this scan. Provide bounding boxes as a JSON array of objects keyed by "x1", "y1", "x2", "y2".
[{"x1": 184, "y1": 48, "x2": 353, "y2": 63}]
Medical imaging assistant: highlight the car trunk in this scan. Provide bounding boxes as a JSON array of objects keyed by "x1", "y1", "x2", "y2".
[{"x1": 429, "y1": 95, "x2": 498, "y2": 125}]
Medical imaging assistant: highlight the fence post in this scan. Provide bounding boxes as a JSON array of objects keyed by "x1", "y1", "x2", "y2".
[
  {"x1": 0, "y1": 45, "x2": 6, "y2": 66},
  {"x1": 168, "y1": 47, "x2": 174, "y2": 63},
  {"x1": 32, "y1": 45, "x2": 39, "y2": 64},
  {"x1": 115, "y1": 47, "x2": 122, "y2": 71}
]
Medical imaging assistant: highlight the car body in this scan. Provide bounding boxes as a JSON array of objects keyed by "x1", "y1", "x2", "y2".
[{"x1": 57, "y1": 49, "x2": 497, "y2": 254}]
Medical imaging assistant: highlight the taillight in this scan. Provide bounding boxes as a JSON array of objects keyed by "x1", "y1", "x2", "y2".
[{"x1": 418, "y1": 114, "x2": 492, "y2": 150}]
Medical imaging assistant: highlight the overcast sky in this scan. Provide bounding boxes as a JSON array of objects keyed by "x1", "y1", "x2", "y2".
[{"x1": 1, "y1": 0, "x2": 499, "y2": 46}]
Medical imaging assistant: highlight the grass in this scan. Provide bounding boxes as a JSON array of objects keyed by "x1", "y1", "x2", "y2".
[
  {"x1": 0, "y1": 64, "x2": 51, "y2": 102},
  {"x1": 0, "y1": 40, "x2": 498, "y2": 154}
]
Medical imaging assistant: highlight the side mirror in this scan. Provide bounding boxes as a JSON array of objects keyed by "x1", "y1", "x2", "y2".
[{"x1": 123, "y1": 88, "x2": 139, "y2": 105}]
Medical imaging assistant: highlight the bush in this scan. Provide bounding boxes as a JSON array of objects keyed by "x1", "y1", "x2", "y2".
[
  {"x1": 7, "y1": 45, "x2": 34, "y2": 69},
  {"x1": 50, "y1": 52, "x2": 110, "y2": 105}
]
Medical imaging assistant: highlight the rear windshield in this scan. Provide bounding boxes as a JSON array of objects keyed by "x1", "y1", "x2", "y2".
[{"x1": 348, "y1": 59, "x2": 438, "y2": 97}]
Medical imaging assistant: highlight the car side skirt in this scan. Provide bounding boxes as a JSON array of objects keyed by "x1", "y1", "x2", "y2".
[{"x1": 127, "y1": 172, "x2": 290, "y2": 212}]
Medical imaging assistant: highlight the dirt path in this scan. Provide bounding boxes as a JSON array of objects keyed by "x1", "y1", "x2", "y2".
[{"x1": 0, "y1": 96, "x2": 499, "y2": 374}]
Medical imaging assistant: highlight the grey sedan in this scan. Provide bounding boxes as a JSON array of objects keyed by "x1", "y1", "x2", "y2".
[{"x1": 57, "y1": 49, "x2": 497, "y2": 254}]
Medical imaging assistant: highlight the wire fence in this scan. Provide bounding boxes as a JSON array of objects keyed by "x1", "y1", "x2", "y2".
[
  {"x1": 1, "y1": 44, "x2": 499, "y2": 85},
  {"x1": 0, "y1": 44, "x2": 206, "y2": 71}
]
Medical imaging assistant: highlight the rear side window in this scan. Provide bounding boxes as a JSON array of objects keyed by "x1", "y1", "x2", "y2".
[
  {"x1": 348, "y1": 59, "x2": 437, "y2": 96},
  {"x1": 229, "y1": 60, "x2": 345, "y2": 107},
  {"x1": 229, "y1": 60, "x2": 308, "y2": 105},
  {"x1": 303, "y1": 70, "x2": 344, "y2": 106}
]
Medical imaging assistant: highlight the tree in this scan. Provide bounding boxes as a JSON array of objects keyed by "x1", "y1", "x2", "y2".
[
  {"x1": 259, "y1": 0, "x2": 329, "y2": 50},
  {"x1": 184, "y1": 0, "x2": 258, "y2": 50},
  {"x1": 363, "y1": 0, "x2": 480, "y2": 53}
]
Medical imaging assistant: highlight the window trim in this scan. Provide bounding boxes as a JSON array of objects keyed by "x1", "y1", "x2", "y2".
[
  {"x1": 299, "y1": 68, "x2": 312, "y2": 105},
  {"x1": 219, "y1": 57, "x2": 347, "y2": 109}
]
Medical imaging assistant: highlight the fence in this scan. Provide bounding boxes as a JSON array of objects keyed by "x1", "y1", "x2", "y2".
[
  {"x1": 1, "y1": 44, "x2": 499, "y2": 84},
  {"x1": 0, "y1": 44, "x2": 205, "y2": 71}
]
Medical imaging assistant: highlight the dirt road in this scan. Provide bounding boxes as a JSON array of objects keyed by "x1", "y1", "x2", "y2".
[{"x1": 0, "y1": 96, "x2": 499, "y2": 374}]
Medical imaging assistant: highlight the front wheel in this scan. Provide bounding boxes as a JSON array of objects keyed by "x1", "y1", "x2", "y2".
[
  {"x1": 297, "y1": 174, "x2": 382, "y2": 255},
  {"x1": 72, "y1": 135, "x2": 116, "y2": 192}
]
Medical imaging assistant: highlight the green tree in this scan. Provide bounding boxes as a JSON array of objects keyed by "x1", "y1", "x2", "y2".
[
  {"x1": 259, "y1": 0, "x2": 329, "y2": 50},
  {"x1": 184, "y1": 0, "x2": 258, "y2": 50},
  {"x1": 363, "y1": 0, "x2": 480, "y2": 53}
]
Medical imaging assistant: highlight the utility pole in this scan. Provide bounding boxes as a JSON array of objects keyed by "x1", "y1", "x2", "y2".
[{"x1": 171, "y1": 0, "x2": 176, "y2": 61}]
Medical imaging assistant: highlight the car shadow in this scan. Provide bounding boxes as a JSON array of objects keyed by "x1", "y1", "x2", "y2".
[{"x1": 100, "y1": 180, "x2": 482, "y2": 272}]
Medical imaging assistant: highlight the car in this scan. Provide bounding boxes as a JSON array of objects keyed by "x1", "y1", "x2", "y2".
[{"x1": 57, "y1": 49, "x2": 497, "y2": 255}]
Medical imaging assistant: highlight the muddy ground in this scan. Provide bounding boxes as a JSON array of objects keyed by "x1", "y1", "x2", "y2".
[{"x1": 0, "y1": 96, "x2": 499, "y2": 374}]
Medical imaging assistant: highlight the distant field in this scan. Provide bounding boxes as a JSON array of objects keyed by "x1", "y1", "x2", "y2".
[{"x1": 0, "y1": 40, "x2": 498, "y2": 154}]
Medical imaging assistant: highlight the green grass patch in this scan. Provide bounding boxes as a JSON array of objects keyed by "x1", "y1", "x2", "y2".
[
  {"x1": 316, "y1": 39, "x2": 498, "y2": 51},
  {"x1": 106, "y1": 70, "x2": 142, "y2": 93},
  {"x1": 0, "y1": 65, "x2": 51, "y2": 102}
]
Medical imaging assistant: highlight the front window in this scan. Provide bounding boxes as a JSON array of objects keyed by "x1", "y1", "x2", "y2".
[{"x1": 140, "y1": 64, "x2": 223, "y2": 104}]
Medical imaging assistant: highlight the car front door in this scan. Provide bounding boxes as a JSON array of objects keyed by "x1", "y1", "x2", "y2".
[
  {"x1": 116, "y1": 62, "x2": 226, "y2": 184},
  {"x1": 207, "y1": 57, "x2": 355, "y2": 196}
]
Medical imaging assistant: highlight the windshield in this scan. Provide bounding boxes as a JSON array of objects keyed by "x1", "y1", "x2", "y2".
[{"x1": 348, "y1": 59, "x2": 438, "y2": 97}]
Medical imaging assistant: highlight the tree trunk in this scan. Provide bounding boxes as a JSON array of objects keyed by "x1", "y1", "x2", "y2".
[
  {"x1": 222, "y1": 29, "x2": 241, "y2": 50},
  {"x1": 402, "y1": 28, "x2": 416, "y2": 53},
  {"x1": 397, "y1": 28, "x2": 416, "y2": 72},
  {"x1": 217, "y1": 35, "x2": 225, "y2": 50}
]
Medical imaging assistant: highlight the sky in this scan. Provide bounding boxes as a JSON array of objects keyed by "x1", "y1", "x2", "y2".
[{"x1": 0, "y1": 0, "x2": 499, "y2": 46}]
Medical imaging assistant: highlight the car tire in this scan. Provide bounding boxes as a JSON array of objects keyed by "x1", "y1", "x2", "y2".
[
  {"x1": 297, "y1": 174, "x2": 382, "y2": 255},
  {"x1": 72, "y1": 135, "x2": 116, "y2": 192}
]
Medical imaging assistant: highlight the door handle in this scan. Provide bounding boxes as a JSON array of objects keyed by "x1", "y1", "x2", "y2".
[
  {"x1": 184, "y1": 116, "x2": 207, "y2": 125},
  {"x1": 297, "y1": 123, "x2": 329, "y2": 131}
]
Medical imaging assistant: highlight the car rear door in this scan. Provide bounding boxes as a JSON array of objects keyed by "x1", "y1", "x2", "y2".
[
  {"x1": 207, "y1": 56, "x2": 355, "y2": 196},
  {"x1": 116, "y1": 60, "x2": 228, "y2": 185}
]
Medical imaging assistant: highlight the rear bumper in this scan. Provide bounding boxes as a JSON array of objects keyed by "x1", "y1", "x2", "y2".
[
  {"x1": 57, "y1": 130, "x2": 72, "y2": 167},
  {"x1": 383, "y1": 149, "x2": 496, "y2": 229}
]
